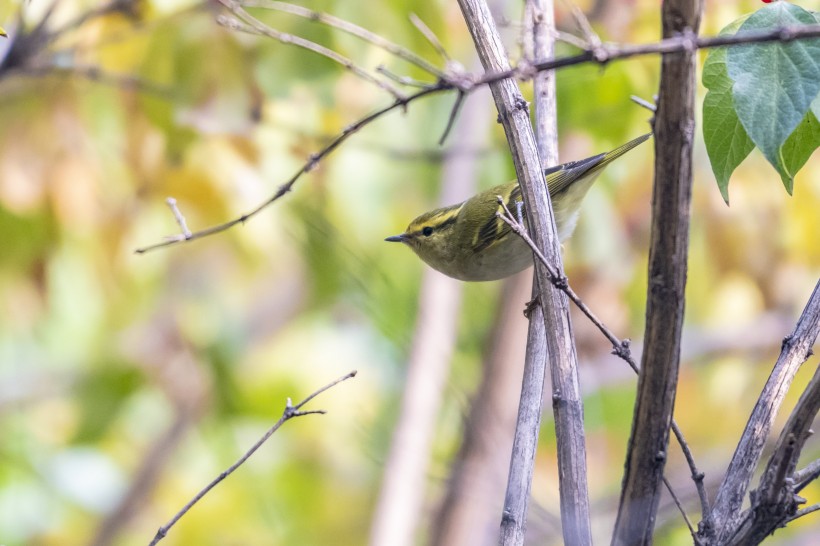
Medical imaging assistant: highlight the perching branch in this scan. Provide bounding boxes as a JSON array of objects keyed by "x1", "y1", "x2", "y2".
[
  {"x1": 135, "y1": 10, "x2": 820, "y2": 254},
  {"x1": 497, "y1": 2, "x2": 569, "y2": 546},
  {"x1": 496, "y1": 198, "x2": 702, "y2": 541},
  {"x1": 454, "y1": 2, "x2": 592, "y2": 546},
  {"x1": 147, "y1": 370, "x2": 357, "y2": 546}
]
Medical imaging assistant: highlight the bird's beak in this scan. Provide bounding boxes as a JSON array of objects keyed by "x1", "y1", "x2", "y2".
[{"x1": 385, "y1": 234, "x2": 407, "y2": 243}]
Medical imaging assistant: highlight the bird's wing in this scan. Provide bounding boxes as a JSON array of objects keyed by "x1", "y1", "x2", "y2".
[
  {"x1": 472, "y1": 183, "x2": 521, "y2": 253},
  {"x1": 545, "y1": 133, "x2": 651, "y2": 195}
]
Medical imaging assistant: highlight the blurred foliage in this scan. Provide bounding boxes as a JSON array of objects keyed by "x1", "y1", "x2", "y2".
[{"x1": 0, "y1": 1, "x2": 817, "y2": 545}]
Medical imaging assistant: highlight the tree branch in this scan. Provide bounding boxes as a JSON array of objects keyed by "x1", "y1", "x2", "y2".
[
  {"x1": 147, "y1": 370, "x2": 357, "y2": 546},
  {"x1": 454, "y1": 2, "x2": 592, "y2": 546},
  {"x1": 495, "y1": 202, "x2": 705, "y2": 541},
  {"x1": 612, "y1": 0, "x2": 702, "y2": 543},
  {"x1": 708, "y1": 279, "x2": 820, "y2": 542},
  {"x1": 725, "y1": 358, "x2": 820, "y2": 545},
  {"x1": 134, "y1": 16, "x2": 820, "y2": 254}
]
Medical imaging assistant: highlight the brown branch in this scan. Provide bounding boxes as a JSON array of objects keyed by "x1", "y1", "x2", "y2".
[
  {"x1": 707, "y1": 280, "x2": 820, "y2": 542},
  {"x1": 611, "y1": 0, "x2": 702, "y2": 543},
  {"x1": 147, "y1": 370, "x2": 357, "y2": 546},
  {"x1": 725, "y1": 359, "x2": 820, "y2": 545}
]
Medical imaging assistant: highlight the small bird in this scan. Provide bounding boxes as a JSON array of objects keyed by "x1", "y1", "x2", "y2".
[{"x1": 385, "y1": 133, "x2": 650, "y2": 281}]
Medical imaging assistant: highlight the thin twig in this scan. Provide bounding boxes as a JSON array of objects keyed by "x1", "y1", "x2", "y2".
[
  {"x1": 564, "y1": 2, "x2": 602, "y2": 51},
  {"x1": 495, "y1": 200, "x2": 710, "y2": 528},
  {"x1": 166, "y1": 198, "x2": 192, "y2": 240},
  {"x1": 376, "y1": 65, "x2": 435, "y2": 89},
  {"x1": 216, "y1": 4, "x2": 405, "y2": 100},
  {"x1": 662, "y1": 474, "x2": 698, "y2": 540},
  {"x1": 438, "y1": 91, "x2": 466, "y2": 145},
  {"x1": 7, "y1": 63, "x2": 174, "y2": 97},
  {"x1": 241, "y1": 0, "x2": 446, "y2": 79},
  {"x1": 136, "y1": 22, "x2": 820, "y2": 253},
  {"x1": 630, "y1": 95, "x2": 657, "y2": 112},
  {"x1": 134, "y1": 84, "x2": 447, "y2": 253},
  {"x1": 793, "y1": 458, "x2": 820, "y2": 493},
  {"x1": 409, "y1": 13, "x2": 451, "y2": 62},
  {"x1": 147, "y1": 370, "x2": 357, "y2": 546},
  {"x1": 784, "y1": 502, "x2": 820, "y2": 524}
]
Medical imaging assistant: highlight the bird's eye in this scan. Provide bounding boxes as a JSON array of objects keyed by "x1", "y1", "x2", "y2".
[{"x1": 422, "y1": 226, "x2": 433, "y2": 237}]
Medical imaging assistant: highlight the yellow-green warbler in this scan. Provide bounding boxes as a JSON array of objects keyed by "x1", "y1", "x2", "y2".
[{"x1": 386, "y1": 133, "x2": 650, "y2": 281}]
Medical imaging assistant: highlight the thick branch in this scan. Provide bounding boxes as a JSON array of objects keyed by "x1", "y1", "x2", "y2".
[
  {"x1": 454, "y1": 2, "x2": 591, "y2": 546},
  {"x1": 708, "y1": 280, "x2": 820, "y2": 541},
  {"x1": 612, "y1": 0, "x2": 702, "y2": 544},
  {"x1": 725, "y1": 359, "x2": 820, "y2": 545}
]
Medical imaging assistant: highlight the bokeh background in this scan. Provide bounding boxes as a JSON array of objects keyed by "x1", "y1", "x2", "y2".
[{"x1": 0, "y1": 0, "x2": 818, "y2": 545}]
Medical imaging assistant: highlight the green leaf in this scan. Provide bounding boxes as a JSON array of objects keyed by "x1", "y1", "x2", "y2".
[
  {"x1": 780, "y1": 109, "x2": 820, "y2": 192},
  {"x1": 727, "y1": 2, "x2": 820, "y2": 191},
  {"x1": 702, "y1": 17, "x2": 754, "y2": 204}
]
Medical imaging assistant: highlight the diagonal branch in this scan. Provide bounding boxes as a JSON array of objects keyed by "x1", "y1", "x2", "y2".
[
  {"x1": 217, "y1": 1, "x2": 405, "y2": 99},
  {"x1": 134, "y1": 84, "x2": 448, "y2": 254},
  {"x1": 496, "y1": 201, "x2": 703, "y2": 541},
  {"x1": 135, "y1": 17, "x2": 820, "y2": 254},
  {"x1": 147, "y1": 370, "x2": 357, "y2": 546},
  {"x1": 241, "y1": 0, "x2": 446, "y2": 79},
  {"x1": 725, "y1": 358, "x2": 820, "y2": 545},
  {"x1": 708, "y1": 279, "x2": 820, "y2": 541}
]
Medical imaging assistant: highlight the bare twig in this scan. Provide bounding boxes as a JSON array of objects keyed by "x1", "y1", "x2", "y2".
[
  {"x1": 793, "y1": 458, "x2": 820, "y2": 493},
  {"x1": 725, "y1": 359, "x2": 820, "y2": 545},
  {"x1": 438, "y1": 91, "x2": 466, "y2": 145},
  {"x1": 630, "y1": 94, "x2": 657, "y2": 112},
  {"x1": 708, "y1": 280, "x2": 820, "y2": 542},
  {"x1": 136, "y1": 21, "x2": 820, "y2": 253},
  {"x1": 165, "y1": 198, "x2": 192, "y2": 240},
  {"x1": 216, "y1": 4, "x2": 405, "y2": 100},
  {"x1": 564, "y1": 2, "x2": 602, "y2": 51},
  {"x1": 785, "y1": 502, "x2": 820, "y2": 524},
  {"x1": 241, "y1": 0, "x2": 446, "y2": 79},
  {"x1": 147, "y1": 370, "x2": 357, "y2": 546},
  {"x1": 135, "y1": 84, "x2": 448, "y2": 254},
  {"x1": 376, "y1": 65, "x2": 436, "y2": 89},
  {"x1": 409, "y1": 13, "x2": 451, "y2": 62}
]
